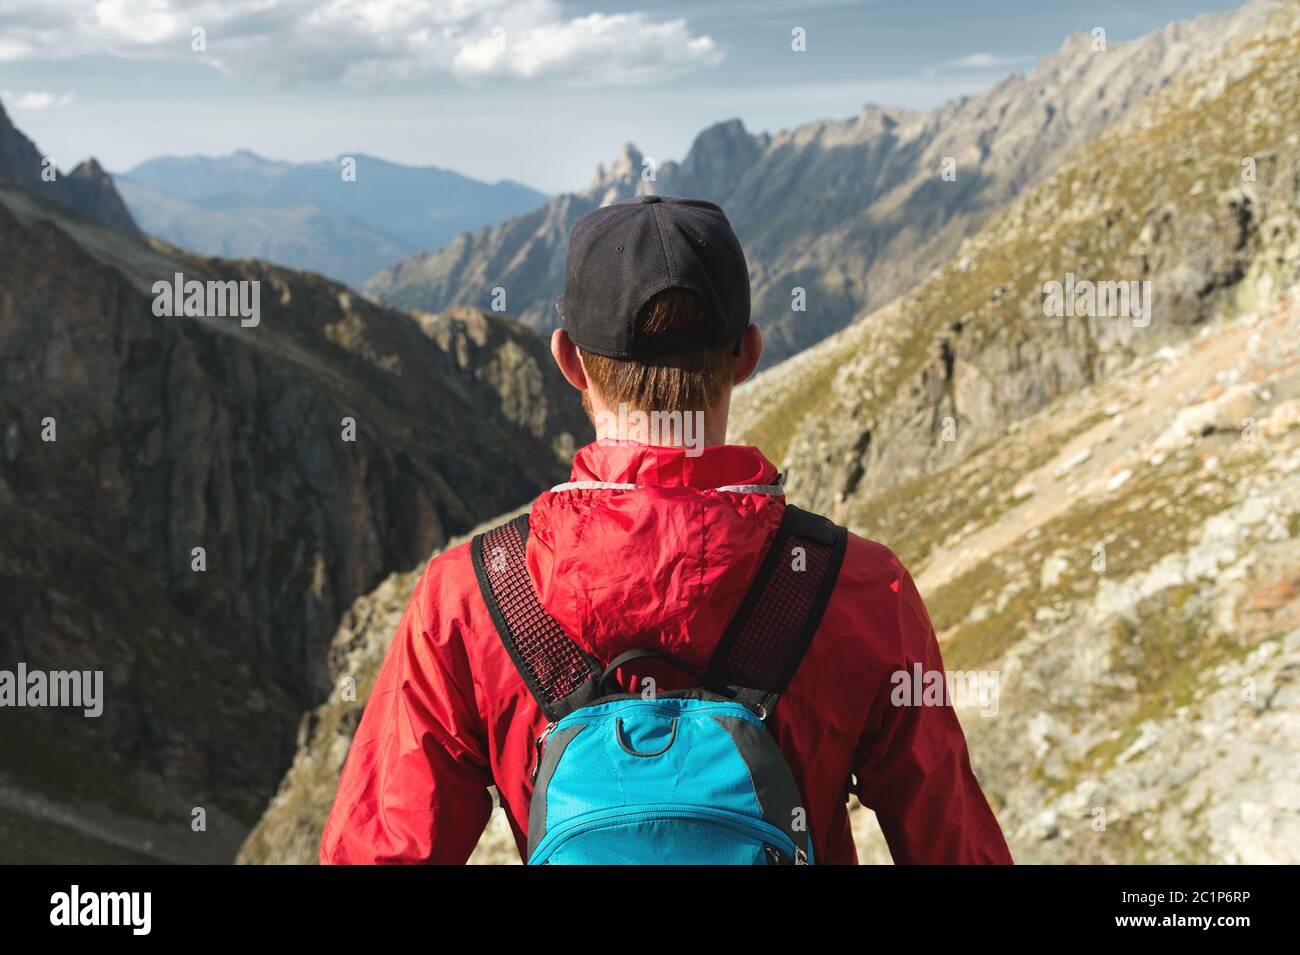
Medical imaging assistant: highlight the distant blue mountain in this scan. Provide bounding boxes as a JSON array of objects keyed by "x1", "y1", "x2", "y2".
[{"x1": 118, "y1": 150, "x2": 547, "y2": 287}]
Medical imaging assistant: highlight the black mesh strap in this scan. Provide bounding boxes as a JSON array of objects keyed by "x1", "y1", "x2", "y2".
[
  {"x1": 471, "y1": 515, "x2": 601, "y2": 722},
  {"x1": 472, "y1": 504, "x2": 847, "y2": 723},
  {"x1": 703, "y1": 505, "x2": 848, "y2": 719}
]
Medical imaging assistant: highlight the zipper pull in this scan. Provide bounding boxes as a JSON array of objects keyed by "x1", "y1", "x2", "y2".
[{"x1": 530, "y1": 722, "x2": 556, "y2": 785}]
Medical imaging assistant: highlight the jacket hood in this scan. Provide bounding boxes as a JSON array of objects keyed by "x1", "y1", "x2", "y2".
[{"x1": 527, "y1": 441, "x2": 786, "y2": 677}]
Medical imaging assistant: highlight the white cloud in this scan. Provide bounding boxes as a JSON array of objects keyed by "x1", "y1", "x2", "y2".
[
  {"x1": 944, "y1": 52, "x2": 1027, "y2": 70},
  {"x1": 2, "y1": 89, "x2": 77, "y2": 109},
  {"x1": 0, "y1": 0, "x2": 722, "y2": 88},
  {"x1": 453, "y1": 13, "x2": 720, "y2": 86}
]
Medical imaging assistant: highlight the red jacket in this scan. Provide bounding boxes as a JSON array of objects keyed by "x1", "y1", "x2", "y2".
[{"x1": 321, "y1": 442, "x2": 1012, "y2": 864}]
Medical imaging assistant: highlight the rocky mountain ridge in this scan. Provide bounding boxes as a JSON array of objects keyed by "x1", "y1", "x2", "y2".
[
  {"x1": 0, "y1": 100, "x2": 139, "y2": 236},
  {"x1": 731, "y1": 0, "x2": 1300, "y2": 517},
  {"x1": 365, "y1": 0, "x2": 1281, "y2": 366}
]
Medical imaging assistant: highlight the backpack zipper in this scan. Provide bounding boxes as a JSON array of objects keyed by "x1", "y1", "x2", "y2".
[
  {"x1": 530, "y1": 803, "x2": 800, "y2": 864},
  {"x1": 530, "y1": 721, "x2": 556, "y2": 785}
]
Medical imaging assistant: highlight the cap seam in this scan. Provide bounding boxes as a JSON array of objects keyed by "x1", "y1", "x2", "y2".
[{"x1": 625, "y1": 202, "x2": 675, "y2": 348}]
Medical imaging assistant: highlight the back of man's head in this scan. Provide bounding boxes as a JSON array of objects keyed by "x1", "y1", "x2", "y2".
[
  {"x1": 580, "y1": 288, "x2": 738, "y2": 413},
  {"x1": 558, "y1": 195, "x2": 755, "y2": 417}
]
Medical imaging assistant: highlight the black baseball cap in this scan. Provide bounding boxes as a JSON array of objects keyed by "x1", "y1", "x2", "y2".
[{"x1": 560, "y1": 194, "x2": 750, "y2": 359}]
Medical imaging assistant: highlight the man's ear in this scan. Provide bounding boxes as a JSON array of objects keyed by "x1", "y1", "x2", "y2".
[
  {"x1": 733, "y1": 324, "x2": 763, "y2": 385},
  {"x1": 551, "y1": 328, "x2": 589, "y2": 392}
]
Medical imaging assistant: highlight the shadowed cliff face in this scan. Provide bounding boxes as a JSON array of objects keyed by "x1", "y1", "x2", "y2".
[
  {"x1": 0, "y1": 101, "x2": 139, "y2": 236},
  {"x1": 0, "y1": 164, "x2": 588, "y2": 861},
  {"x1": 234, "y1": 507, "x2": 530, "y2": 866},
  {"x1": 363, "y1": 0, "x2": 1280, "y2": 368}
]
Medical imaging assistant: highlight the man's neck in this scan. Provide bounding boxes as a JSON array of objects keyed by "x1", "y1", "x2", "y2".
[{"x1": 588, "y1": 399, "x2": 729, "y2": 454}]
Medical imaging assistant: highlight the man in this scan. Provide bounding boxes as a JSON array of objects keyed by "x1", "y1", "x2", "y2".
[{"x1": 321, "y1": 195, "x2": 1012, "y2": 864}]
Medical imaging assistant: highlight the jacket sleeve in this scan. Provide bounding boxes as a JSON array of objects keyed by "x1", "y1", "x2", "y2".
[
  {"x1": 852, "y1": 562, "x2": 1013, "y2": 864},
  {"x1": 320, "y1": 560, "x2": 493, "y2": 864}
]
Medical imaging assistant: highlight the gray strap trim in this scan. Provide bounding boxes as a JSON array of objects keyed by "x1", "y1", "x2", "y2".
[
  {"x1": 711, "y1": 715, "x2": 811, "y2": 859},
  {"x1": 548, "y1": 481, "x2": 639, "y2": 492},
  {"x1": 527, "y1": 724, "x2": 586, "y2": 860},
  {"x1": 549, "y1": 480, "x2": 784, "y2": 496},
  {"x1": 713, "y1": 483, "x2": 785, "y2": 495}
]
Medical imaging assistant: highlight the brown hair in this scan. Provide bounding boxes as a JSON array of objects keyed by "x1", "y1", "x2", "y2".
[{"x1": 579, "y1": 288, "x2": 738, "y2": 413}]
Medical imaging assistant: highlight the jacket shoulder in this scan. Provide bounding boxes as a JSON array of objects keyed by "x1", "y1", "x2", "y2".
[
  {"x1": 821, "y1": 529, "x2": 934, "y2": 662},
  {"x1": 417, "y1": 537, "x2": 480, "y2": 602},
  {"x1": 839, "y1": 529, "x2": 908, "y2": 588}
]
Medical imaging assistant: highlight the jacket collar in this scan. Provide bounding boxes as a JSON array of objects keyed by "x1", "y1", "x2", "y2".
[{"x1": 560, "y1": 441, "x2": 780, "y2": 492}]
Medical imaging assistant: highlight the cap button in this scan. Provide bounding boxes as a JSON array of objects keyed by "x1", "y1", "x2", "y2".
[{"x1": 636, "y1": 194, "x2": 662, "y2": 203}]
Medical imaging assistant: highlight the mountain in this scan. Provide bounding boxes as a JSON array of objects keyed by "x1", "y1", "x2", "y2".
[
  {"x1": 728, "y1": 0, "x2": 1300, "y2": 515},
  {"x1": 242, "y1": 0, "x2": 1300, "y2": 864},
  {"x1": 727, "y1": 0, "x2": 1300, "y2": 862},
  {"x1": 363, "y1": 128, "x2": 768, "y2": 335},
  {"x1": 0, "y1": 125, "x2": 587, "y2": 862},
  {"x1": 117, "y1": 151, "x2": 547, "y2": 287},
  {"x1": 114, "y1": 180, "x2": 411, "y2": 288},
  {"x1": 364, "y1": 0, "x2": 1280, "y2": 367},
  {"x1": 0, "y1": 99, "x2": 139, "y2": 235}
]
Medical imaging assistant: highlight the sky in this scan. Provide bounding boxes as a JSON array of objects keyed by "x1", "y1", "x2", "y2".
[{"x1": 0, "y1": 0, "x2": 1245, "y2": 194}]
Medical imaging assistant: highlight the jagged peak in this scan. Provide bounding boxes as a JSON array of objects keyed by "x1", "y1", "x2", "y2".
[
  {"x1": 68, "y1": 157, "x2": 107, "y2": 179},
  {"x1": 854, "y1": 103, "x2": 909, "y2": 133},
  {"x1": 586, "y1": 142, "x2": 644, "y2": 193}
]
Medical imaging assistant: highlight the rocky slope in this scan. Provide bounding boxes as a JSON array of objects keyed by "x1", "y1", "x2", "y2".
[
  {"x1": 0, "y1": 148, "x2": 587, "y2": 862},
  {"x1": 0, "y1": 100, "x2": 139, "y2": 236},
  {"x1": 849, "y1": 284, "x2": 1300, "y2": 862},
  {"x1": 365, "y1": 0, "x2": 1280, "y2": 366}
]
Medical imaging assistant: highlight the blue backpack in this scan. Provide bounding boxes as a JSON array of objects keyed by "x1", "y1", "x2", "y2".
[{"x1": 471, "y1": 504, "x2": 846, "y2": 865}]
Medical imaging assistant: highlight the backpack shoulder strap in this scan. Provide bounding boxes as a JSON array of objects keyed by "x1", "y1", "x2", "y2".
[
  {"x1": 703, "y1": 504, "x2": 848, "y2": 720},
  {"x1": 470, "y1": 514, "x2": 602, "y2": 722}
]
